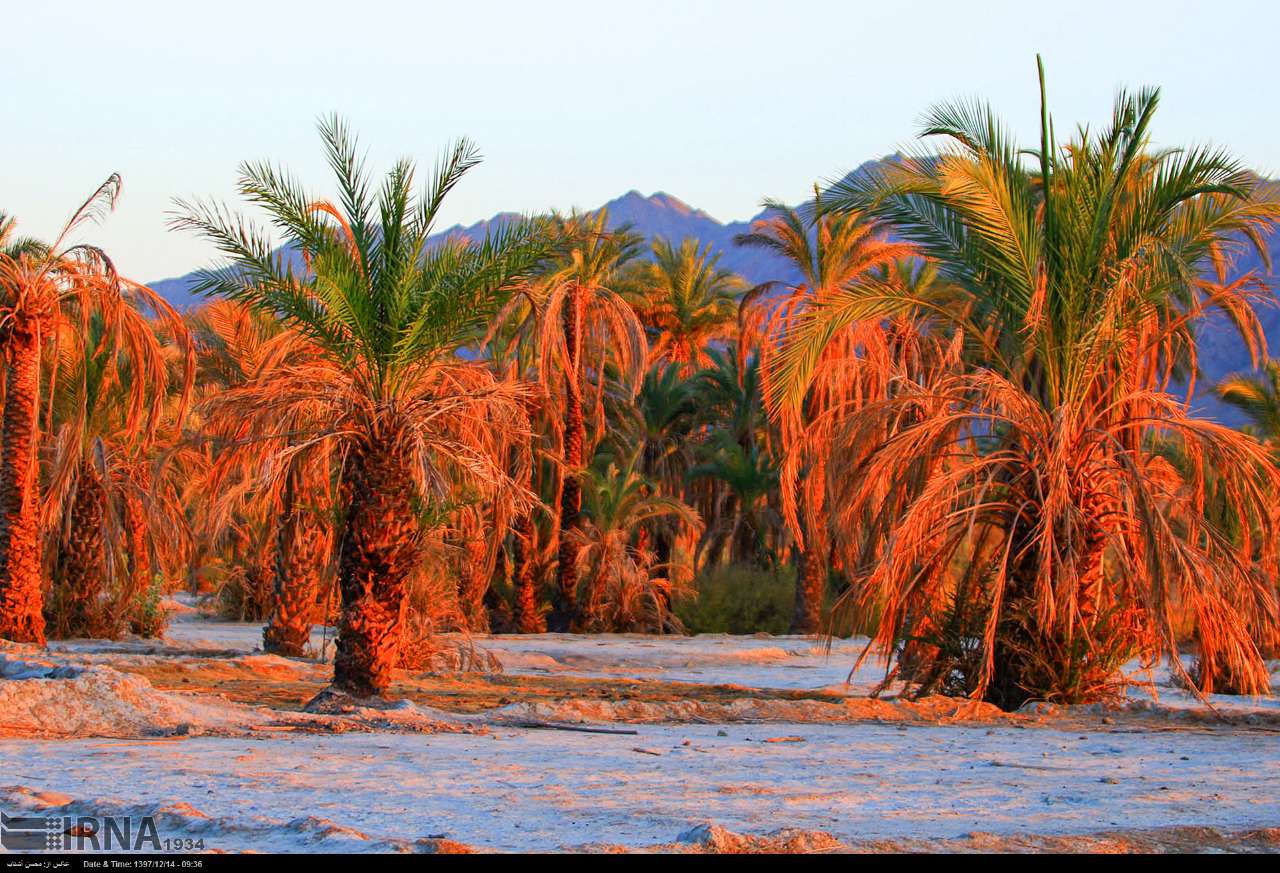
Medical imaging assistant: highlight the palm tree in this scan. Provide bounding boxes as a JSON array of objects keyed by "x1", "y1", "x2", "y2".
[
  {"x1": 572, "y1": 456, "x2": 701, "y2": 632},
  {"x1": 687, "y1": 432, "x2": 780, "y2": 568},
  {"x1": 42, "y1": 304, "x2": 191, "y2": 638},
  {"x1": 536, "y1": 211, "x2": 648, "y2": 631},
  {"x1": 1216, "y1": 361, "x2": 1280, "y2": 449},
  {"x1": 262, "y1": 457, "x2": 333, "y2": 655},
  {"x1": 118, "y1": 317, "x2": 199, "y2": 636},
  {"x1": 693, "y1": 345, "x2": 767, "y2": 454},
  {"x1": 735, "y1": 201, "x2": 915, "y2": 633},
  {"x1": 682, "y1": 347, "x2": 784, "y2": 569},
  {"x1": 452, "y1": 499, "x2": 516, "y2": 632},
  {"x1": 774, "y1": 59, "x2": 1280, "y2": 706},
  {"x1": 0, "y1": 178, "x2": 170, "y2": 644},
  {"x1": 600, "y1": 361, "x2": 703, "y2": 580},
  {"x1": 481, "y1": 330, "x2": 552, "y2": 635},
  {"x1": 630, "y1": 362, "x2": 701, "y2": 485},
  {"x1": 194, "y1": 301, "x2": 335, "y2": 655},
  {"x1": 623, "y1": 237, "x2": 744, "y2": 374},
  {"x1": 186, "y1": 300, "x2": 285, "y2": 592},
  {"x1": 174, "y1": 117, "x2": 554, "y2": 697}
]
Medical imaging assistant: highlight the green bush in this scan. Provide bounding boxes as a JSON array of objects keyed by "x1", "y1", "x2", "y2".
[
  {"x1": 676, "y1": 564, "x2": 796, "y2": 635},
  {"x1": 129, "y1": 576, "x2": 169, "y2": 638}
]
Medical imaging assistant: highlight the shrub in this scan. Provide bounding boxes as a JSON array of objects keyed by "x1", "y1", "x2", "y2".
[
  {"x1": 128, "y1": 576, "x2": 169, "y2": 638},
  {"x1": 677, "y1": 564, "x2": 796, "y2": 635}
]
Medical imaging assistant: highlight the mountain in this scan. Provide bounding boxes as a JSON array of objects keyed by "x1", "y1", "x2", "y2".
[
  {"x1": 150, "y1": 190, "x2": 782, "y2": 309},
  {"x1": 369, "y1": 189, "x2": 802, "y2": 288},
  {"x1": 148, "y1": 160, "x2": 1273, "y2": 425},
  {"x1": 147, "y1": 162, "x2": 887, "y2": 309}
]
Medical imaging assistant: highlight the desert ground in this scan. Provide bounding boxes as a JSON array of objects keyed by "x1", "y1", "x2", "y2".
[{"x1": 1, "y1": 597, "x2": 1278, "y2": 854}]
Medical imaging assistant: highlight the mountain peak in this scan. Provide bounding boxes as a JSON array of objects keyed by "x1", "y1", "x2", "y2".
[
  {"x1": 602, "y1": 190, "x2": 721, "y2": 234},
  {"x1": 607, "y1": 190, "x2": 705, "y2": 218}
]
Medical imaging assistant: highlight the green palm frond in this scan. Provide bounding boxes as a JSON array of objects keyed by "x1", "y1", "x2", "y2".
[
  {"x1": 173, "y1": 118, "x2": 559, "y2": 402},
  {"x1": 1215, "y1": 361, "x2": 1280, "y2": 442}
]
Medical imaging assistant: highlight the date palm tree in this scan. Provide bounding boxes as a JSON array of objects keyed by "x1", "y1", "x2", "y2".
[
  {"x1": 43, "y1": 303, "x2": 191, "y2": 638},
  {"x1": 601, "y1": 361, "x2": 703, "y2": 582},
  {"x1": 0, "y1": 179, "x2": 167, "y2": 644},
  {"x1": 478, "y1": 303, "x2": 555, "y2": 634},
  {"x1": 194, "y1": 301, "x2": 335, "y2": 655},
  {"x1": 735, "y1": 200, "x2": 915, "y2": 633},
  {"x1": 572, "y1": 456, "x2": 701, "y2": 632},
  {"x1": 536, "y1": 211, "x2": 647, "y2": 631},
  {"x1": 684, "y1": 347, "x2": 785, "y2": 569},
  {"x1": 624, "y1": 237, "x2": 744, "y2": 374},
  {"x1": 174, "y1": 117, "x2": 555, "y2": 697},
  {"x1": 687, "y1": 432, "x2": 780, "y2": 568},
  {"x1": 775, "y1": 59, "x2": 1280, "y2": 706}
]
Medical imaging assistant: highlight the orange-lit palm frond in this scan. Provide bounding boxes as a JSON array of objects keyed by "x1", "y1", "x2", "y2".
[
  {"x1": 623, "y1": 237, "x2": 745, "y2": 374},
  {"x1": 41, "y1": 285, "x2": 194, "y2": 534},
  {"x1": 536, "y1": 211, "x2": 649, "y2": 404},
  {"x1": 734, "y1": 202, "x2": 922, "y2": 548},
  {"x1": 203, "y1": 352, "x2": 538, "y2": 525}
]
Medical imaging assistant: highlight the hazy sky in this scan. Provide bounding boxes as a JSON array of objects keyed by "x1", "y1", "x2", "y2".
[{"x1": 6, "y1": 0, "x2": 1278, "y2": 280}]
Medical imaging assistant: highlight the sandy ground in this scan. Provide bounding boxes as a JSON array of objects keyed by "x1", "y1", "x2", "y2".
[{"x1": 1, "y1": 598, "x2": 1278, "y2": 853}]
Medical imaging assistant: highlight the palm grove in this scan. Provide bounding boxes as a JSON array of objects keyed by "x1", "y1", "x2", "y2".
[{"x1": 1, "y1": 64, "x2": 1278, "y2": 707}]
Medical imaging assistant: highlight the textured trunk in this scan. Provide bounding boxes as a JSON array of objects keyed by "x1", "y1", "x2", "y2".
[
  {"x1": 0, "y1": 331, "x2": 45, "y2": 644},
  {"x1": 54, "y1": 459, "x2": 109, "y2": 638},
  {"x1": 582, "y1": 547, "x2": 609, "y2": 631},
  {"x1": 1075, "y1": 476, "x2": 1114, "y2": 630},
  {"x1": 458, "y1": 525, "x2": 491, "y2": 633},
  {"x1": 652, "y1": 527, "x2": 673, "y2": 615},
  {"x1": 654, "y1": 527, "x2": 672, "y2": 570},
  {"x1": 511, "y1": 513, "x2": 544, "y2": 633},
  {"x1": 458, "y1": 504, "x2": 491, "y2": 632},
  {"x1": 264, "y1": 469, "x2": 330, "y2": 657},
  {"x1": 987, "y1": 490, "x2": 1114, "y2": 710},
  {"x1": 235, "y1": 522, "x2": 276, "y2": 621},
  {"x1": 730, "y1": 502, "x2": 761, "y2": 566},
  {"x1": 123, "y1": 474, "x2": 154, "y2": 635},
  {"x1": 790, "y1": 456, "x2": 828, "y2": 634},
  {"x1": 986, "y1": 517, "x2": 1043, "y2": 710},
  {"x1": 332, "y1": 428, "x2": 417, "y2": 697},
  {"x1": 550, "y1": 285, "x2": 584, "y2": 632},
  {"x1": 790, "y1": 528, "x2": 827, "y2": 635}
]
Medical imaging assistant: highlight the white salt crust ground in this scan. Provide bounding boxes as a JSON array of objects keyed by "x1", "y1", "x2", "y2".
[{"x1": 0, "y1": 599, "x2": 1277, "y2": 853}]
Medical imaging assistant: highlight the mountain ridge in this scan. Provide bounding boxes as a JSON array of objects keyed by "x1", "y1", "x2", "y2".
[{"x1": 149, "y1": 162, "x2": 1276, "y2": 425}]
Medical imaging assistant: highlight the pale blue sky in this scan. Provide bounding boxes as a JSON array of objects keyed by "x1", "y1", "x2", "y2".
[{"x1": 5, "y1": 0, "x2": 1277, "y2": 280}]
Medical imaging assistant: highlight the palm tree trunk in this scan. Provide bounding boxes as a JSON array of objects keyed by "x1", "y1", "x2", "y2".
[
  {"x1": 55, "y1": 459, "x2": 109, "y2": 638},
  {"x1": 264, "y1": 468, "x2": 329, "y2": 657},
  {"x1": 332, "y1": 428, "x2": 417, "y2": 697},
  {"x1": 791, "y1": 525, "x2": 827, "y2": 635},
  {"x1": 652, "y1": 527, "x2": 674, "y2": 615},
  {"x1": 551, "y1": 285, "x2": 584, "y2": 632},
  {"x1": 123, "y1": 471, "x2": 154, "y2": 635},
  {"x1": 459, "y1": 523, "x2": 491, "y2": 633},
  {"x1": 985, "y1": 511, "x2": 1046, "y2": 709},
  {"x1": 0, "y1": 330, "x2": 45, "y2": 644},
  {"x1": 236, "y1": 522, "x2": 277, "y2": 621},
  {"x1": 454, "y1": 506, "x2": 493, "y2": 632},
  {"x1": 791, "y1": 449, "x2": 830, "y2": 634},
  {"x1": 511, "y1": 513, "x2": 544, "y2": 633}
]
